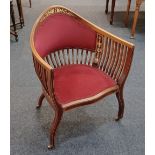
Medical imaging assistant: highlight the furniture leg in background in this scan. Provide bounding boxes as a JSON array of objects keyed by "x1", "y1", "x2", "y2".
[
  {"x1": 105, "y1": 0, "x2": 116, "y2": 25},
  {"x1": 16, "y1": 0, "x2": 24, "y2": 27},
  {"x1": 105, "y1": 0, "x2": 109, "y2": 14},
  {"x1": 29, "y1": 0, "x2": 31, "y2": 8},
  {"x1": 105, "y1": 0, "x2": 144, "y2": 38},
  {"x1": 124, "y1": 0, "x2": 131, "y2": 27},
  {"x1": 110, "y1": 0, "x2": 116, "y2": 24},
  {"x1": 10, "y1": 0, "x2": 18, "y2": 41},
  {"x1": 10, "y1": 0, "x2": 32, "y2": 41},
  {"x1": 130, "y1": 0, "x2": 143, "y2": 38}
]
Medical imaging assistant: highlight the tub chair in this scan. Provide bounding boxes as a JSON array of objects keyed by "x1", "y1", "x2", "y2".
[{"x1": 30, "y1": 5, "x2": 134, "y2": 149}]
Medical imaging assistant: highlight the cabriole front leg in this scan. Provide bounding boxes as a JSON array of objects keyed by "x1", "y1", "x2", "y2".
[
  {"x1": 36, "y1": 93, "x2": 45, "y2": 109},
  {"x1": 115, "y1": 88, "x2": 124, "y2": 121},
  {"x1": 48, "y1": 109, "x2": 63, "y2": 149}
]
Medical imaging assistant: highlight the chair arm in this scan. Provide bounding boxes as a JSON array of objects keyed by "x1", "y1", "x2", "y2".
[
  {"x1": 32, "y1": 53, "x2": 62, "y2": 108},
  {"x1": 30, "y1": 22, "x2": 56, "y2": 99},
  {"x1": 68, "y1": 5, "x2": 135, "y2": 86},
  {"x1": 32, "y1": 53, "x2": 53, "y2": 96},
  {"x1": 94, "y1": 32, "x2": 134, "y2": 87}
]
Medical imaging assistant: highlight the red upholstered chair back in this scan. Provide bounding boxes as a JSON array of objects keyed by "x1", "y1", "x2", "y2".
[{"x1": 34, "y1": 13, "x2": 97, "y2": 57}]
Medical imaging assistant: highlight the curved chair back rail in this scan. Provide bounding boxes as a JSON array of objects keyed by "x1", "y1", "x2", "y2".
[{"x1": 30, "y1": 5, "x2": 135, "y2": 149}]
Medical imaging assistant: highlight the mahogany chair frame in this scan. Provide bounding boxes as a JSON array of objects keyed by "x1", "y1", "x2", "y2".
[{"x1": 30, "y1": 5, "x2": 134, "y2": 149}]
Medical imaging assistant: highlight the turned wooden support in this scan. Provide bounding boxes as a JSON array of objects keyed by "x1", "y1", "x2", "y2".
[{"x1": 130, "y1": 0, "x2": 143, "y2": 38}]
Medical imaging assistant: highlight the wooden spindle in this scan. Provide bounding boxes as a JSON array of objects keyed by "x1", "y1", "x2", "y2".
[
  {"x1": 112, "y1": 44, "x2": 123, "y2": 80},
  {"x1": 55, "y1": 52, "x2": 61, "y2": 67},
  {"x1": 100, "y1": 37, "x2": 109, "y2": 70},
  {"x1": 72, "y1": 48, "x2": 74, "y2": 64},
  {"x1": 111, "y1": 43, "x2": 121, "y2": 78},
  {"x1": 89, "y1": 52, "x2": 95, "y2": 66},
  {"x1": 57, "y1": 50, "x2": 63, "y2": 66},
  {"x1": 105, "y1": 40, "x2": 114, "y2": 74},
  {"x1": 45, "y1": 56, "x2": 50, "y2": 65},
  {"x1": 51, "y1": 53, "x2": 57, "y2": 68},
  {"x1": 86, "y1": 51, "x2": 90, "y2": 65},
  {"x1": 69, "y1": 49, "x2": 73, "y2": 64},
  {"x1": 98, "y1": 36, "x2": 105, "y2": 67},
  {"x1": 67, "y1": 49, "x2": 70, "y2": 65},
  {"x1": 77, "y1": 49, "x2": 82, "y2": 64},
  {"x1": 59, "y1": 50, "x2": 65, "y2": 66},
  {"x1": 107, "y1": 42, "x2": 117, "y2": 75},
  {"x1": 115, "y1": 46, "x2": 128, "y2": 81},
  {"x1": 102, "y1": 38, "x2": 111, "y2": 71}
]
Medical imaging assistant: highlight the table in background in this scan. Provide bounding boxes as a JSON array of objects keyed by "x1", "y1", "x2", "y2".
[
  {"x1": 10, "y1": 0, "x2": 32, "y2": 41},
  {"x1": 105, "y1": 0, "x2": 144, "y2": 38}
]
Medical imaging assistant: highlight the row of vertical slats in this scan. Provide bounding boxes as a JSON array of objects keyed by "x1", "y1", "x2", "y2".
[
  {"x1": 97, "y1": 35, "x2": 129, "y2": 81},
  {"x1": 43, "y1": 40, "x2": 129, "y2": 82},
  {"x1": 33, "y1": 56, "x2": 49, "y2": 93},
  {"x1": 44, "y1": 49, "x2": 95, "y2": 68}
]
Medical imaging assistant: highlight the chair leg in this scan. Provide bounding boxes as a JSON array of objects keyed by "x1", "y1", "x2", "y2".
[
  {"x1": 10, "y1": 1, "x2": 18, "y2": 42},
  {"x1": 124, "y1": 0, "x2": 131, "y2": 27},
  {"x1": 48, "y1": 109, "x2": 63, "y2": 149},
  {"x1": 29, "y1": 0, "x2": 31, "y2": 8},
  {"x1": 36, "y1": 93, "x2": 45, "y2": 109},
  {"x1": 16, "y1": 0, "x2": 24, "y2": 27},
  {"x1": 115, "y1": 88, "x2": 124, "y2": 121},
  {"x1": 105, "y1": 0, "x2": 109, "y2": 14},
  {"x1": 130, "y1": 1, "x2": 141, "y2": 38},
  {"x1": 110, "y1": 0, "x2": 116, "y2": 25}
]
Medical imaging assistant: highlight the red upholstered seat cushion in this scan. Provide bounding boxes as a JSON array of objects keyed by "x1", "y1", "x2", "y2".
[
  {"x1": 34, "y1": 14, "x2": 96, "y2": 57},
  {"x1": 54, "y1": 64, "x2": 117, "y2": 105}
]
